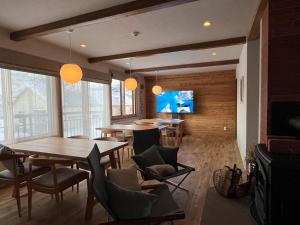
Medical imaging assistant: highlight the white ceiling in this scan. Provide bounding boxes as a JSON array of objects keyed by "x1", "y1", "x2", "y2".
[{"x1": 0, "y1": 0, "x2": 259, "y2": 75}]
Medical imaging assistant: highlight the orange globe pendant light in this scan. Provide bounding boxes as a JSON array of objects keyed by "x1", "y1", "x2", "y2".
[
  {"x1": 152, "y1": 71, "x2": 162, "y2": 95},
  {"x1": 60, "y1": 29, "x2": 83, "y2": 84},
  {"x1": 124, "y1": 58, "x2": 138, "y2": 91}
]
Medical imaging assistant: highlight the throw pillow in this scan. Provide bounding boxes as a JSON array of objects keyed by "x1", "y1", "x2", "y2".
[
  {"x1": 157, "y1": 145, "x2": 179, "y2": 171},
  {"x1": 132, "y1": 145, "x2": 165, "y2": 169},
  {"x1": 106, "y1": 181, "x2": 158, "y2": 219},
  {"x1": 0, "y1": 144, "x2": 25, "y2": 175},
  {"x1": 146, "y1": 164, "x2": 176, "y2": 177},
  {"x1": 107, "y1": 166, "x2": 141, "y2": 191}
]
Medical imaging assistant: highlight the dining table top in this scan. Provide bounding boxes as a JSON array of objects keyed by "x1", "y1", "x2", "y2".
[
  {"x1": 8, "y1": 137, "x2": 127, "y2": 160},
  {"x1": 135, "y1": 118, "x2": 184, "y2": 125},
  {"x1": 95, "y1": 124, "x2": 167, "y2": 132}
]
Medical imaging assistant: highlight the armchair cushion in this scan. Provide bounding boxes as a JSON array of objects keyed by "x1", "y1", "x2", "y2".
[
  {"x1": 132, "y1": 145, "x2": 165, "y2": 169},
  {"x1": 157, "y1": 145, "x2": 179, "y2": 171},
  {"x1": 107, "y1": 166, "x2": 141, "y2": 191},
  {"x1": 146, "y1": 164, "x2": 176, "y2": 177},
  {"x1": 106, "y1": 181, "x2": 159, "y2": 220},
  {"x1": 0, "y1": 145, "x2": 25, "y2": 175}
]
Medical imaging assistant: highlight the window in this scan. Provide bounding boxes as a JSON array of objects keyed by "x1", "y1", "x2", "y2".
[
  {"x1": 0, "y1": 68, "x2": 58, "y2": 144},
  {"x1": 111, "y1": 79, "x2": 136, "y2": 117},
  {"x1": 62, "y1": 80, "x2": 110, "y2": 138}
]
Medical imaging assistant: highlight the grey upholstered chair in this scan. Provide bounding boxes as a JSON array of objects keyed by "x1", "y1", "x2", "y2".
[{"x1": 86, "y1": 144, "x2": 185, "y2": 224}]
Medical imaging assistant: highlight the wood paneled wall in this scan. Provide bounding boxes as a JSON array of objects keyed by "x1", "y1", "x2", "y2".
[{"x1": 144, "y1": 70, "x2": 237, "y2": 138}]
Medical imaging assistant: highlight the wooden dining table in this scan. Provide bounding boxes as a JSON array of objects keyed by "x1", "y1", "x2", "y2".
[
  {"x1": 135, "y1": 118, "x2": 184, "y2": 146},
  {"x1": 95, "y1": 123, "x2": 167, "y2": 132},
  {"x1": 8, "y1": 137, "x2": 128, "y2": 169}
]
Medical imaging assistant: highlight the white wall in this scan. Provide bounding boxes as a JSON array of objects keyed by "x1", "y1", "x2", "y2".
[
  {"x1": 236, "y1": 44, "x2": 248, "y2": 166},
  {"x1": 246, "y1": 40, "x2": 260, "y2": 149},
  {"x1": 236, "y1": 40, "x2": 260, "y2": 168}
]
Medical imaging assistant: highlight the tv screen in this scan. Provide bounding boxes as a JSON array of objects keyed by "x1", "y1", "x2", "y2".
[
  {"x1": 156, "y1": 90, "x2": 194, "y2": 113},
  {"x1": 271, "y1": 102, "x2": 300, "y2": 139}
]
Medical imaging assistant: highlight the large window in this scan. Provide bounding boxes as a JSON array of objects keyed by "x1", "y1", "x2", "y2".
[
  {"x1": 0, "y1": 68, "x2": 58, "y2": 144},
  {"x1": 62, "y1": 80, "x2": 110, "y2": 138},
  {"x1": 111, "y1": 79, "x2": 136, "y2": 117}
]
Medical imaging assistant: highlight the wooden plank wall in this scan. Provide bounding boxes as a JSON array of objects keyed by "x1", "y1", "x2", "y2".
[{"x1": 144, "y1": 70, "x2": 237, "y2": 138}]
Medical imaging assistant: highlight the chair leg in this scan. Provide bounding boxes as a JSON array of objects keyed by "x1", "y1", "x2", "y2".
[
  {"x1": 85, "y1": 178, "x2": 94, "y2": 221},
  {"x1": 14, "y1": 182, "x2": 22, "y2": 217},
  {"x1": 60, "y1": 191, "x2": 63, "y2": 201},
  {"x1": 27, "y1": 183, "x2": 32, "y2": 219},
  {"x1": 117, "y1": 150, "x2": 121, "y2": 168},
  {"x1": 121, "y1": 148, "x2": 124, "y2": 163},
  {"x1": 55, "y1": 193, "x2": 60, "y2": 204},
  {"x1": 165, "y1": 172, "x2": 191, "y2": 194}
]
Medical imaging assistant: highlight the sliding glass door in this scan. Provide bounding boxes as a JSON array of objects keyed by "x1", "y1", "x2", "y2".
[{"x1": 62, "y1": 80, "x2": 110, "y2": 138}]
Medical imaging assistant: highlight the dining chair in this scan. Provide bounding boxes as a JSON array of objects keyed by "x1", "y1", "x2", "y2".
[
  {"x1": 86, "y1": 144, "x2": 185, "y2": 224},
  {"x1": 93, "y1": 136, "x2": 123, "y2": 168},
  {"x1": 27, "y1": 156, "x2": 89, "y2": 219},
  {"x1": 68, "y1": 135, "x2": 111, "y2": 170},
  {"x1": 0, "y1": 153, "x2": 50, "y2": 217},
  {"x1": 98, "y1": 129, "x2": 133, "y2": 166}
]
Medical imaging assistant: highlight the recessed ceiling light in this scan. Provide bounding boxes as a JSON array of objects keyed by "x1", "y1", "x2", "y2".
[
  {"x1": 203, "y1": 20, "x2": 212, "y2": 27},
  {"x1": 212, "y1": 52, "x2": 217, "y2": 56},
  {"x1": 80, "y1": 44, "x2": 87, "y2": 48}
]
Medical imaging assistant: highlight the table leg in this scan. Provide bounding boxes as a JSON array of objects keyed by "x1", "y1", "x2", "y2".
[{"x1": 109, "y1": 152, "x2": 118, "y2": 169}]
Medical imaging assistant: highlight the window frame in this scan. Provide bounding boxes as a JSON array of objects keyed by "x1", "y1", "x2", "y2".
[{"x1": 110, "y1": 79, "x2": 137, "y2": 120}]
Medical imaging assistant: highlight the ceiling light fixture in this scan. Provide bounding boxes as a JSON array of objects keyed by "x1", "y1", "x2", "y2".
[
  {"x1": 203, "y1": 20, "x2": 212, "y2": 27},
  {"x1": 212, "y1": 52, "x2": 217, "y2": 56},
  {"x1": 152, "y1": 71, "x2": 162, "y2": 95},
  {"x1": 80, "y1": 44, "x2": 87, "y2": 48},
  {"x1": 60, "y1": 29, "x2": 83, "y2": 84},
  {"x1": 124, "y1": 58, "x2": 138, "y2": 91}
]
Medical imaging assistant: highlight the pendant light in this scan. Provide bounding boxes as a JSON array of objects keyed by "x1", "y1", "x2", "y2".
[
  {"x1": 124, "y1": 58, "x2": 138, "y2": 91},
  {"x1": 60, "y1": 29, "x2": 83, "y2": 84},
  {"x1": 152, "y1": 71, "x2": 162, "y2": 95}
]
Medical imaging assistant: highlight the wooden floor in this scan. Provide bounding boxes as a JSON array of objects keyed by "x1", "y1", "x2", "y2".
[{"x1": 0, "y1": 136, "x2": 244, "y2": 225}]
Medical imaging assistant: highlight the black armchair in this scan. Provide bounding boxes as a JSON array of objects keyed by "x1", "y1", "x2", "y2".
[
  {"x1": 87, "y1": 144, "x2": 185, "y2": 225},
  {"x1": 132, "y1": 128, "x2": 195, "y2": 193}
]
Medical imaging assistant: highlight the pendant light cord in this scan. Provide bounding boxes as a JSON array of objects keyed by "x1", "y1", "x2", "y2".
[
  {"x1": 129, "y1": 58, "x2": 132, "y2": 78},
  {"x1": 67, "y1": 29, "x2": 74, "y2": 63}
]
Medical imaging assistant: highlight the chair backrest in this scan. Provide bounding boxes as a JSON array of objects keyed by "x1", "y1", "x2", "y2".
[
  {"x1": 133, "y1": 128, "x2": 160, "y2": 155},
  {"x1": 87, "y1": 144, "x2": 116, "y2": 219},
  {"x1": 68, "y1": 135, "x2": 89, "y2": 139}
]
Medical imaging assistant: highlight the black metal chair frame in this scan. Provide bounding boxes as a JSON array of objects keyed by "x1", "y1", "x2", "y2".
[
  {"x1": 87, "y1": 144, "x2": 185, "y2": 225},
  {"x1": 132, "y1": 128, "x2": 195, "y2": 194}
]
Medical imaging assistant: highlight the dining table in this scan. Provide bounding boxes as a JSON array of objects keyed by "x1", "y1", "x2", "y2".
[
  {"x1": 135, "y1": 118, "x2": 184, "y2": 146},
  {"x1": 8, "y1": 136, "x2": 128, "y2": 169}
]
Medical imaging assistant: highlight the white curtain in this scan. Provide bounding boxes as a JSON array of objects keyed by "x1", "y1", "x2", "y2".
[{"x1": 0, "y1": 68, "x2": 59, "y2": 144}]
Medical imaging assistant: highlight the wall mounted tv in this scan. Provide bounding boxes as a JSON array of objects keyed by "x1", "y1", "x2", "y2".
[
  {"x1": 271, "y1": 101, "x2": 300, "y2": 139},
  {"x1": 156, "y1": 90, "x2": 194, "y2": 113}
]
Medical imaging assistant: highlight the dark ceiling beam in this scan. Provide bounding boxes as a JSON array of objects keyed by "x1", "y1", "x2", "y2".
[
  {"x1": 248, "y1": 0, "x2": 268, "y2": 41},
  {"x1": 88, "y1": 37, "x2": 246, "y2": 63},
  {"x1": 124, "y1": 59, "x2": 239, "y2": 73},
  {"x1": 10, "y1": 0, "x2": 198, "y2": 41}
]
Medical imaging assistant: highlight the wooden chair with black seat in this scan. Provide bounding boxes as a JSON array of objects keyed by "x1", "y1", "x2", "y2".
[
  {"x1": 0, "y1": 145, "x2": 50, "y2": 217},
  {"x1": 132, "y1": 128, "x2": 195, "y2": 194},
  {"x1": 27, "y1": 155, "x2": 89, "y2": 219},
  {"x1": 68, "y1": 135, "x2": 111, "y2": 170},
  {"x1": 86, "y1": 144, "x2": 185, "y2": 224}
]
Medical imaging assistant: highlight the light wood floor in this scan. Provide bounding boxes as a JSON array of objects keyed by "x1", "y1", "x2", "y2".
[{"x1": 0, "y1": 136, "x2": 244, "y2": 225}]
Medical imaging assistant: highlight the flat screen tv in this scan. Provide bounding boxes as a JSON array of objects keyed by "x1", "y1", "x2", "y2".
[
  {"x1": 271, "y1": 102, "x2": 300, "y2": 139},
  {"x1": 156, "y1": 90, "x2": 194, "y2": 113}
]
